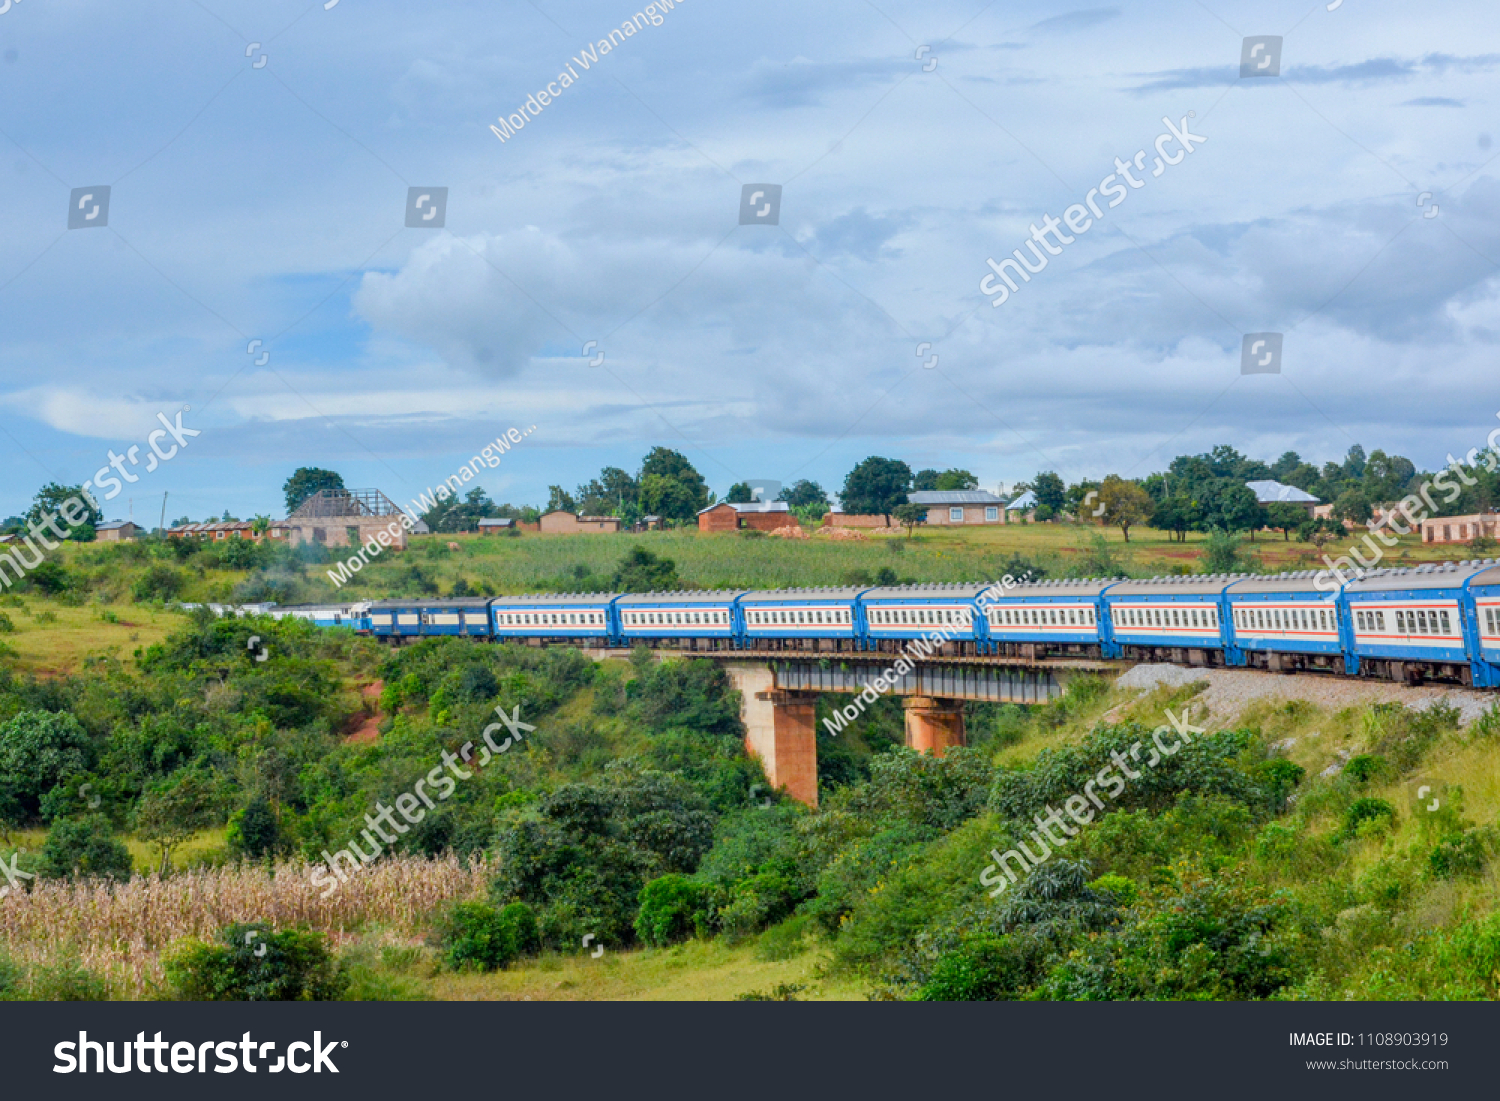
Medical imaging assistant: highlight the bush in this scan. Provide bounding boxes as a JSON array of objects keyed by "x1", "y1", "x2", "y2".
[
  {"x1": 1342, "y1": 754, "x2": 1387, "y2": 785},
  {"x1": 1429, "y1": 832, "x2": 1486, "y2": 879},
  {"x1": 634, "y1": 874, "x2": 706, "y2": 947},
  {"x1": 38, "y1": 815, "x2": 133, "y2": 881},
  {"x1": 1339, "y1": 798, "x2": 1396, "y2": 842},
  {"x1": 917, "y1": 937, "x2": 1029, "y2": 1001},
  {"x1": 164, "y1": 924, "x2": 347, "y2": 1000},
  {"x1": 434, "y1": 901, "x2": 538, "y2": 971},
  {"x1": 131, "y1": 565, "x2": 185, "y2": 603}
]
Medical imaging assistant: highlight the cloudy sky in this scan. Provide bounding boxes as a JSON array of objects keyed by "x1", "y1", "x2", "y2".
[{"x1": 0, "y1": 0, "x2": 1496, "y2": 522}]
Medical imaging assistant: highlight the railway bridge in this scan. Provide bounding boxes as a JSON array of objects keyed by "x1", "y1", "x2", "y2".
[{"x1": 586, "y1": 648, "x2": 1126, "y2": 808}]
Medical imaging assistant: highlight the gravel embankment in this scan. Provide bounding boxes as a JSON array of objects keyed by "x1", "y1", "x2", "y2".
[{"x1": 1112, "y1": 663, "x2": 1498, "y2": 726}]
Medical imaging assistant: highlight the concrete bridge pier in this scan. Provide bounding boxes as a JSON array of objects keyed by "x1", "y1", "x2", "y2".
[
  {"x1": 723, "y1": 663, "x2": 819, "y2": 808},
  {"x1": 903, "y1": 696, "x2": 966, "y2": 756}
]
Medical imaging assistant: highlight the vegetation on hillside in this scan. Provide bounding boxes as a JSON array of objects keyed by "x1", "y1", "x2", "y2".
[{"x1": 3, "y1": 597, "x2": 1500, "y2": 1000}]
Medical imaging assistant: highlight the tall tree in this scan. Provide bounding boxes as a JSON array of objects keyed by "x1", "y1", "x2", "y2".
[
  {"x1": 636, "y1": 448, "x2": 709, "y2": 518},
  {"x1": 28, "y1": 483, "x2": 102, "y2": 540},
  {"x1": 779, "y1": 480, "x2": 828, "y2": 509},
  {"x1": 1097, "y1": 475, "x2": 1154, "y2": 542},
  {"x1": 725, "y1": 482, "x2": 754, "y2": 504},
  {"x1": 546, "y1": 486, "x2": 577, "y2": 514},
  {"x1": 840, "y1": 457, "x2": 913, "y2": 524},
  {"x1": 1031, "y1": 471, "x2": 1066, "y2": 512},
  {"x1": 933, "y1": 469, "x2": 979, "y2": 491},
  {"x1": 282, "y1": 468, "x2": 345, "y2": 515},
  {"x1": 912, "y1": 469, "x2": 940, "y2": 492},
  {"x1": 1264, "y1": 502, "x2": 1310, "y2": 541}
]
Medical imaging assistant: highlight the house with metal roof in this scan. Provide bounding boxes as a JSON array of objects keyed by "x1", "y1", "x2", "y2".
[
  {"x1": 1246, "y1": 479, "x2": 1320, "y2": 516},
  {"x1": 908, "y1": 489, "x2": 1007, "y2": 526},
  {"x1": 96, "y1": 520, "x2": 142, "y2": 542}
]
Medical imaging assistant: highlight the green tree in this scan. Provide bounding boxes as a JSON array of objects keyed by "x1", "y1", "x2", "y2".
[
  {"x1": 1198, "y1": 479, "x2": 1265, "y2": 537},
  {"x1": 779, "y1": 480, "x2": 828, "y2": 509},
  {"x1": 228, "y1": 794, "x2": 282, "y2": 859},
  {"x1": 1031, "y1": 471, "x2": 1066, "y2": 513},
  {"x1": 546, "y1": 485, "x2": 578, "y2": 514},
  {"x1": 1150, "y1": 495, "x2": 1201, "y2": 543},
  {"x1": 638, "y1": 448, "x2": 710, "y2": 515},
  {"x1": 638, "y1": 474, "x2": 703, "y2": 522},
  {"x1": 1264, "y1": 502, "x2": 1310, "y2": 541},
  {"x1": 840, "y1": 457, "x2": 913, "y2": 524},
  {"x1": 725, "y1": 482, "x2": 754, "y2": 504},
  {"x1": 635, "y1": 875, "x2": 706, "y2": 947},
  {"x1": 164, "y1": 923, "x2": 347, "y2": 1001},
  {"x1": 281, "y1": 468, "x2": 345, "y2": 515},
  {"x1": 28, "y1": 482, "x2": 101, "y2": 540},
  {"x1": 0, "y1": 711, "x2": 92, "y2": 818},
  {"x1": 1097, "y1": 475, "x2": 1154, "y2": 543},
  {"x1": 133, "y1": 768, "x2": 224, "y2": 875},
  {"x1": 934, "y1": 469, "x2": 978, "y2": 491},
  {"x1": 911, "y1": 469, "x2": 940, "y2": 492},
  {"x1": 612, "y1": 546, "x2": 681, "y2": 591},
  {"x1": 893, "y1": 502, "x2": 925, "y2": 539},
  {"x1": 38, "y1": 815, "x2": 133, "y2": 881},
  {"x1": 1332, "y1": 489, "x2": 1373, "y2": 526}
]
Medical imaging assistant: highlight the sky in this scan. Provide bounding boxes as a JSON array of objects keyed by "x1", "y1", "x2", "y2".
[{"x1": 0, "y1": 0, "x2": 1497, "y2": 523}]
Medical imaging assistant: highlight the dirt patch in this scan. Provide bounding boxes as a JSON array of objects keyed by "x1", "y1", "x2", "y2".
[{"x1": 346, "y1": 680, "x2": 385, "y2": 744}]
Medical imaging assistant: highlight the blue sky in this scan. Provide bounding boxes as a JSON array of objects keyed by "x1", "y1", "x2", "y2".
[{"x1": 0, "y1": 0, "x2": 1497, "y2": 522}]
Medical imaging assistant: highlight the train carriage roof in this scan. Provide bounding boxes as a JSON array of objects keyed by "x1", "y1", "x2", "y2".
[
  {"x1": 741, "y1": 586, "x2": 865, "y2": 602},
  {"x1": 862, "y1": 582, "x2": 992, "y2": 601},
  {"x1": 615, "y1": 590, "x2": 747, "y2": 605},
  {"x1": 987, "y1": 578, "x2": 1122, "y2": 600},
  {"x1": 486, "y1": 592, "x2": 621, "y2": 606},
  {"x1": 367, "y1": 597, "x2": 495, "y2": 609},
  {"x1": 1346, "y1": 560, "x2": 1499, "y2": 594},
  {"x1": 1102, "y1": 577, "x2": 1244, "y2": 597},
  {"x1": 1222, "y1": 572, "x2": 1329, "y2": 595}
]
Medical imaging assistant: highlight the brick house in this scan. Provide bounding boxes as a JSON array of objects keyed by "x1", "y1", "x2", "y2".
[
  {"x1": 538, "y1": 510, "x2": 621, "y2": 534},
  {"x1": 909, "y1": 490, "x2": 1007, "y2": 526},
  {"x1": 279, "y1": 488, "x2": 409, "y2": 550},
  {"x1": 697, "y1": 501, "x2": 793, "y2": 532}
]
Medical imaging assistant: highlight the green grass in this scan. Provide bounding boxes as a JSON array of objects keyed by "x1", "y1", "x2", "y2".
[{"x1": 320, "y1": 521, "x2": 1464, "y2": 599}]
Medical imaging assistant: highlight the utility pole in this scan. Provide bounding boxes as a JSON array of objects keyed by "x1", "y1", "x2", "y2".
[{"x1": 159, "y1": 492, "x2": 168, "y2": 536}]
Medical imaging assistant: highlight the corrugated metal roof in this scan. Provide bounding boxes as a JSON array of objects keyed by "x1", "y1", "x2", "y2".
[
  {"x1": 907, "y1": 490, "x2": 1004, "y2": 505},
  {"x1": 1246, "y1": 479, "x2": 1319, "y2": 504}
]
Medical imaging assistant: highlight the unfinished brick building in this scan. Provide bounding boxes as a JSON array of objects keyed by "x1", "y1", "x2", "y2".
[{"x1": 282, "y1": 488, "x2": 409, "y2": 551}]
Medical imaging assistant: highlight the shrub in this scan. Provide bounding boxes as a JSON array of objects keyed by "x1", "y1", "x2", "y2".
[
  {"x1": 1342, "y1": 754, "x2": 1387, "y2": 785},
  {"x1": 38, "y1": 815, "x2": 133, "y2": 881},
  {"x1": 1429, "y1": 832, "x2": 1486, "y2": 879},
  {"x1": 131, "y1": 565, "x2": 185, "y2": 603},
  {"x1": 917, "y1": 937, "x2": 1029, "y2": 1001},
  {"x1": 434, "y1": 901, "x2": 538, "y2": 971},
  {"x1": 634, "y1": 874, "x2": 706, "y2": 947},
  {"x1": 164, "y1": 924, "x2": 347, "y2": 1000},
  {"x1": 1339, "y1": 798, "x2": 1396, "y2": 842}
]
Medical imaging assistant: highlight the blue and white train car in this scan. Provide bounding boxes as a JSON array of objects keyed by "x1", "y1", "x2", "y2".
[
  {"x1": 983, "y1": 578, "x2": 1109, "y2": 657},
  {"x1": 1468, "y1": 560, "x2": 1500, "y2": 686},
  {"x1": 1105, "y1": 576, "x2": 1234, "y2": 664},
  {"x1": 615, "y1": 590, "x2": 740, "y2": 649},
  {"x1": 1345, "y1": 562, "x2": 1488, "y2": 685},
  {"x1": 739, "y1": 587, "x2": 862, "y2": 651},
  {"x1": 367, "y1": 597, "x2": 493, "y2": 639},
  {"x1": 489, "y1": 593, "x2": 618, "y2": 643},
  {"x1": 1224, "y1": 572, "x2": 1344, "y2": 673},
  {"x1": 268, "y1": 602, "x2": 368, "y2": 630}
]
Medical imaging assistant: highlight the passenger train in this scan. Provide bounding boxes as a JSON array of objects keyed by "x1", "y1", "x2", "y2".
[{"x1": 259, "y1": 559, "x2": 1500, "y2": 689}]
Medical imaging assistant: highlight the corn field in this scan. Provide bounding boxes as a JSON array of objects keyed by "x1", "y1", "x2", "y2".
[{"x1": 0, "y1": 856, "x2": 490, "y2": 998}]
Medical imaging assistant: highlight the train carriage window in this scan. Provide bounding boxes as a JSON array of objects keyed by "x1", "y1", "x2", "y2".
[
  {"x1": 1441, "y1": 610, "x2": 1451, "y2": 634},
  {"x1": 1396, "y1": 611, "x2": 1405, "y2": 633},
  {"x1": 1417, "y1": 610, "x2": 1428, "y2": 634}
]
